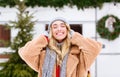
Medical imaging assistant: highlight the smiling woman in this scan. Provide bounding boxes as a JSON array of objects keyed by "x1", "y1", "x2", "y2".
[{"x1": 18, "y1": 17, "x2": 102, "y2": 77}]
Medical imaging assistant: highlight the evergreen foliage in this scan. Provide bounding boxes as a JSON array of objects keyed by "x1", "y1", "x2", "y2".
[
  {"x1": 97, "y1": 15, "x2": 120, "y2": 40},
  {"x1": 0, "y1": 1, "x2": 37, "y2": 77},
  {"x1": 0, "y1": 0, "x2": 119, "y2": 9}
]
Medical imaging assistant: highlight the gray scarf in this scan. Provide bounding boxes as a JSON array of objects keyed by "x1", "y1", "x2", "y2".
[{"x1": 42, "y1": 47, "x2": 69, "y2": 77}]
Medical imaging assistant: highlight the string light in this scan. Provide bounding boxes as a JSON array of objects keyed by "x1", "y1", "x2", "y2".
[{"x1": 20, "y1": 0, "x2": 23, "y2": 2}]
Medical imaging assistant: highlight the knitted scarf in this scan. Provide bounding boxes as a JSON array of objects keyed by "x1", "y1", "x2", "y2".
[{"x1": 42, "y1": 47, "x2": 69, "y2": 77}]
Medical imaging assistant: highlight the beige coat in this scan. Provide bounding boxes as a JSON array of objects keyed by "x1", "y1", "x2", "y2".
[{"x1": 18, "y1": 32, "x2": 102, "y2": 77}]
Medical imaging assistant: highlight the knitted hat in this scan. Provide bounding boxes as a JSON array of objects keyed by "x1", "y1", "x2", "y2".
[{"x1": 48, "y1": 17, "x2": 69, "y2": 32}]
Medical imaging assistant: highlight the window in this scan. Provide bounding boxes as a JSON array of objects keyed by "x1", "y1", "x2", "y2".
[
  {"x1": 70, "y1": 24, "x2": 82, "y2": 34},
  {"x1": 0, "y1": 25, "x2": 11, "y2": 47}
]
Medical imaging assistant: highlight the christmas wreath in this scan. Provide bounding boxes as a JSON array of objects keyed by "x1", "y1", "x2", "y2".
[{"x1": 96, "y1": 15, "x2": 120, "y2": 40}]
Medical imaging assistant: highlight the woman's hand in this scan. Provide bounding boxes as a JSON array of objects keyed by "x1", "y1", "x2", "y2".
[
  {"x1": 43, "y1": 31, "x2": 49, "y2": 43},
  {"x1": 70, "y1": 32, "x2": 82, "y2": 46}
]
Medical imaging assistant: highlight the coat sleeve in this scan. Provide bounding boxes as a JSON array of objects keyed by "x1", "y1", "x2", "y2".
[
  {"x1": 71, "y1": 32, "x2": 102, "y2": 70},
  {"x1": 18, "y1": 35, "x2": 48, "y2": 72}
]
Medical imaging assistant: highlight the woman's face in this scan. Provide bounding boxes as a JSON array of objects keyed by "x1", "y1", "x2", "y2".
[{"x1": 51, "y1": 20, "x2": 68, "y2": 43}]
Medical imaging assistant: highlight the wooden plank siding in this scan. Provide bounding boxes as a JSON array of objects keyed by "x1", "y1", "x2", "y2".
[{"x1": 0, "y1": 54, "x2": 10, "y2": 58}]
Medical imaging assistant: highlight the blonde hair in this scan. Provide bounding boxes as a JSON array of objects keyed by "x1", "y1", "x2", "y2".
[{"x1": 48, "y1": 23, "x2": 71, "y2": 65}]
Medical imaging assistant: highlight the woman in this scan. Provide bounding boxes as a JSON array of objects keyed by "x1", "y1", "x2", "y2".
[{"x1": 18, "y1": 17, "x2": 102, "y2": 77}]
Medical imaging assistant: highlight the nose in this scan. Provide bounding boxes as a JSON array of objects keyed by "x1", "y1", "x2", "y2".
[{"x1": 58, "y1": 26, "x2": 62, "y2": 31}]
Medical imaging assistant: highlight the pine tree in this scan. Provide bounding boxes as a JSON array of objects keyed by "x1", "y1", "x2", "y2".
[{"x1": 0, "y1": 1, "x2": 37, "y2": 77}]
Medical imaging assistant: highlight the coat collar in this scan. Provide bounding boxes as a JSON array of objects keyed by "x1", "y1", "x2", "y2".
[
  {"x1": 66, "y1": 54, "x2": 79, "y2": 77},
  {"x1": 47, "y1": 45, "x2": 80, "y2": 77},
  {"x1": 66, "y1": 45, "x2": 80, "y2": 77}
]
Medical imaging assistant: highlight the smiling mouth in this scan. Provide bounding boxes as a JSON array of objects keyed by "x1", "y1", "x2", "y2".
[{"x1": 56, "y1": 32, "x2": 64, "y2": 35}]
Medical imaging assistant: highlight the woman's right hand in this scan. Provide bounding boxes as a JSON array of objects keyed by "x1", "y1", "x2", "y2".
[{"x1": 43, "y1": 31, "x2": 49, "y2": 43}]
